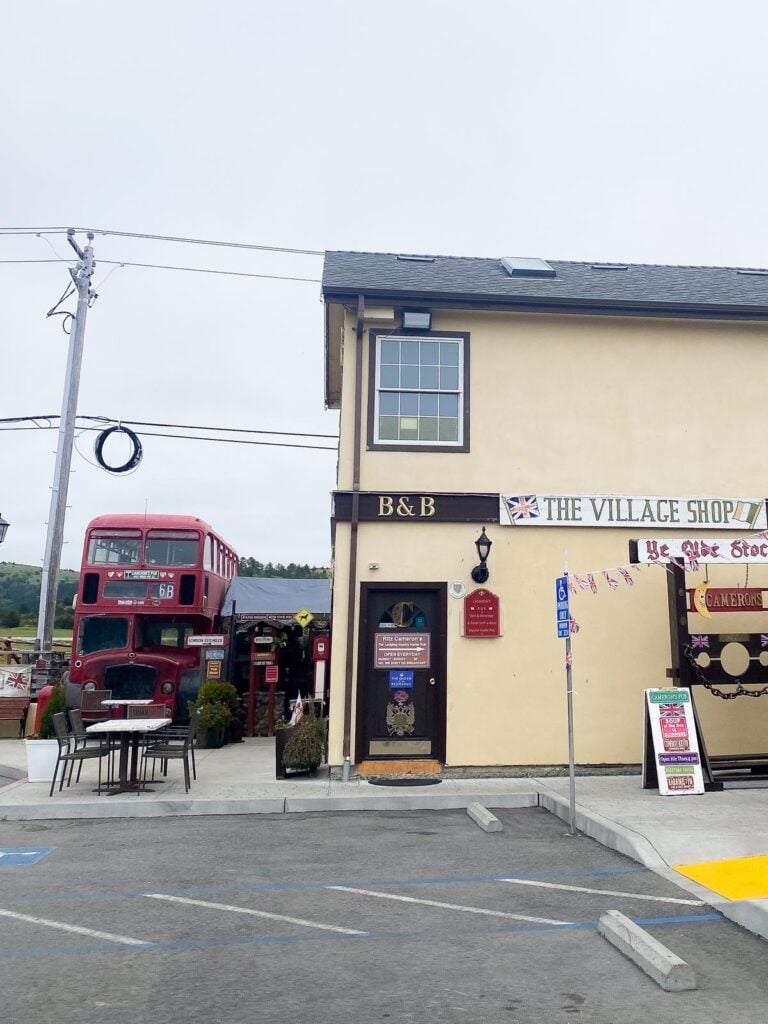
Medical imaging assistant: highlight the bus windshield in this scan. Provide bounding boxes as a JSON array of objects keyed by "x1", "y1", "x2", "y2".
[
  {"x1": 78, "y1": 617, "x2": 129, "y2": 655},
  {"x1": 139, "y1": 620, "x2": 195, "y2": 648},
  {"x1": 145, "y1": 530, "x2": 199, "y2": 567}
]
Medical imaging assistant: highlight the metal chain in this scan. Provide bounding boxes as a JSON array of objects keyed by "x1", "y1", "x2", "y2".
[{"x1": 683, "y1": 645, "x2": 768, "y2": 699}]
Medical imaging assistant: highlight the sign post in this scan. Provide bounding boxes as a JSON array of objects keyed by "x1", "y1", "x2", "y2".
[{"x1": 556, "y1": 570, "x2": 576, "y2": 836}]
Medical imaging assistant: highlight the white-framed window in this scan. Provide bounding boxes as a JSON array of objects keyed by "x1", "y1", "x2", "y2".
[{"x1": 371, "y1": 333, "x2": 468, "y2": 448}]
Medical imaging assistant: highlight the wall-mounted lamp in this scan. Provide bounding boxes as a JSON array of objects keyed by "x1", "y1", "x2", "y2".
[
  {"x1": 402, "y1": 310, "x2": 432, "y2": 331},
  {"x1": 0, "y1": 513, "x2": 9, "y2": 545},
  {"x1": 470, "y1": 527, "x2": 492, "y2": 584}
]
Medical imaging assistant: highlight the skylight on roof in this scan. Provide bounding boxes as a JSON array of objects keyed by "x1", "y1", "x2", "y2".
[
  {"x1": 591, "y1": 263, "x2": 629, "y2": 271},
  {"x1": 500, "y1": 257, "x2": 555, "y2": 278},
  {"x1": 396, "y1": 254, "x2": 436, "y2": 263},
  {"x1": 736, "y1": 269, "x2": 768, "y2": 277}
]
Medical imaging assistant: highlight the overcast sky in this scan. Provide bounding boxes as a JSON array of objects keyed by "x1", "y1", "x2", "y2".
[{"x1": 2, "y1": 1, "x2": 767, "y2": 572}]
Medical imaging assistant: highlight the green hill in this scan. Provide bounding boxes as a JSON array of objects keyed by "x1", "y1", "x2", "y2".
[{"x1": 0, "y1": 562, "x2": 78, "y2": 629}]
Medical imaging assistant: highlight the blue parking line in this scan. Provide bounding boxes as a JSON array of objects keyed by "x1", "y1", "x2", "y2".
[
  {"x1": 0, "y1": 912, "x2": 723, "y2": 960},
  {"x1": 1, "y1": 864, "x2": 647, "y2": 905}
]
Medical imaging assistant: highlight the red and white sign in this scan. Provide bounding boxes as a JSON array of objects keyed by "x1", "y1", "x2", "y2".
[
  {"x1": 265, "y1": 665, "x2": 279, "y2": 684},
  {"x1": 686, "y1": 588, "x2": 764, "y2": 613},
  {"x1": 463, "y1": 589, "x2": 501, "y2": 638},
  {"x1": 634, "y1": 537, "x2": 768, "y2": 565}
]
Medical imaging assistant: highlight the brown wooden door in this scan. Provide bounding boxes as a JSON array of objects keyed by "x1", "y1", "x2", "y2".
[{"x1": 357, "y1": 585, "x2": 446, "y2": 761}]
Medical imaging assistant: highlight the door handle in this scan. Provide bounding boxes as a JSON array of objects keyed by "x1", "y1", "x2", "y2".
[{"x1": 429, "y1": 677, "x2": 436, "y2": 686}]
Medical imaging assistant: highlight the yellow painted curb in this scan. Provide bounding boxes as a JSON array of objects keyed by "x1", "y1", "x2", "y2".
[{"x1": 675, "y1": 854, "x2": 768, "y2": 900}]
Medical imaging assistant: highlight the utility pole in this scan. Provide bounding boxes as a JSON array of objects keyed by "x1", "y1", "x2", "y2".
[{"x1": 35, "y1": 229, "x2": 95, "y2": 660}]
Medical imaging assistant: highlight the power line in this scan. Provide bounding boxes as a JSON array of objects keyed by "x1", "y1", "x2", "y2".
[
  {"x1": 0, "y1": 226, "x2": 324, "y2": 257},
  {"x1": 0, "y1": 257, "x2": 321, "y2": 283},
  {"x1": 0, "y1": 414, "x2": 338, "y2": 439}
]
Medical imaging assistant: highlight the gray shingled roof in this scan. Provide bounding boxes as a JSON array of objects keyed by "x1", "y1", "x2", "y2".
[{"x1": 322, "y1": 251, "x2": 768, "y2": 317}]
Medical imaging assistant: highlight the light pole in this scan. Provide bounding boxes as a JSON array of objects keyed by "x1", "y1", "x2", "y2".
[{"x1": 0, "y1": 514, "x2": 9, "y2": 544}]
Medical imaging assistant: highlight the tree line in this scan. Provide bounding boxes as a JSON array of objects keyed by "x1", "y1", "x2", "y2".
[{"x1": 238, "y1": 558, "x2": 329, "y2": 579}]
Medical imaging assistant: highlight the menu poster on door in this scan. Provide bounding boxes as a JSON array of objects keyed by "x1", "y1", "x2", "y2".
[{"x1": 644, "y1": 689, "x2": 705, "y2": 796}]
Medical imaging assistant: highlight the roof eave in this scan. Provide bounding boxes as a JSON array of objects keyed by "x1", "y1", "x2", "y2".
[{"x1": 321, "y1": 286, "x2": 768, "y2": 322}]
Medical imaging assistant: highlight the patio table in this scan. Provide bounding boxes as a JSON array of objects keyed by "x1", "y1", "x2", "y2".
[{"x1": 85, "y1": 718, "x2": 168, "y2": 794}]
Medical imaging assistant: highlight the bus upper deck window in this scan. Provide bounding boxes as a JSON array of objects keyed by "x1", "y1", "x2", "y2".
[
  {"x1": 87, "y1": 531, "x2": 140, "y2": 565},
  {"x1": 145, "y1": 530, "x2": 199, "y2": 567}
]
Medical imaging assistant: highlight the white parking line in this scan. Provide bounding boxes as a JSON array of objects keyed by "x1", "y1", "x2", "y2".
[
  {"x1": 326, "y1": 886, "x2": 572, "y2": 926},
  {"x1": 0, "y1": 906, "x2": 153, "y2": 946},
  {"x1": 498, "y1": 878, "x2": 704, "y2": 906},
  {"x1": 144, "y1": 893, "x2": 369, "y2": 935}
]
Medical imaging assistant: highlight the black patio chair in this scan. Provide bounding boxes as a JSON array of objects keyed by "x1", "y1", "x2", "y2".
[
  {"x1": 49, "y1": 712, "x2": 109, "y2": 797},
  {"x1": 139, "y1": 710, "x2": 200, "y2": 794},
  {"x1": 69, "y1": 707, "x2": 115, "y2": 787}
]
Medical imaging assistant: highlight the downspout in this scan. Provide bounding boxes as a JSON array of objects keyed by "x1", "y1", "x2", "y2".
[{"x1": 341, "y1": 294, "x2": 365, "y2": 781}]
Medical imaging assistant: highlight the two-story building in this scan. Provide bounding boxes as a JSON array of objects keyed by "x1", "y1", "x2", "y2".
[{"x1": 322, "y1": 251, "x2": 768, "y2": 779}]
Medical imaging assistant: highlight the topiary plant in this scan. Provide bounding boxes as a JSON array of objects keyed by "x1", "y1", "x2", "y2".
[
  {"x1": 38, "y1": 686, "x2": 67, "y2": 739},
  {"x1": 188, "y1": 699, "x2": 231, "y2": 730},
  {"x1": 196, "y1": 681, "x2": 238, "y2": 711}
]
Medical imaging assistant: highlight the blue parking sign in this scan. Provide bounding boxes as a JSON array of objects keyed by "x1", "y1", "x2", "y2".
[{"x1": 556, "y1": 576, "x2": 570, "y2": 639}]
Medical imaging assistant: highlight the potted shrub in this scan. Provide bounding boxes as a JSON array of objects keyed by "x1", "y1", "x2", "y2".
[
  {"x1": 25, "y1": 686, "x2": 67, "y2": 782},
  {"x1": 280, "y1": 711, "x2": 325, "y2": 776},
  {"x1": 189, "y1": 697, "x2": 231, "y2": 749}
]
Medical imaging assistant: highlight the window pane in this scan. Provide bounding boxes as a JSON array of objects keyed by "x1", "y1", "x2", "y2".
[
  {"x1": 380, "y1": 365, "x2": 399, "y2": 388},
  {"x1": 419, "y1": 417, "x2": 438, "y2": 441},
  {"x1": 438, "y1": 417, "x2": 459, "y2": 442},
  {"x1": 419, "y1": 366, "x2": 439, "y2": 389},
  {"x1": 379, "y1": 392, "x2": 399, "y2": 415},
  {"x1": 400, "y1": 392, "x2": 418, "y2": 415},
  {"x1": 439, "y1": 366, "x2": 459, "y2": 390},
  {"x1": 401, "y1": 365, "x2": 419, "y2": 388},
  {"x1": 400, "y1": 341, "x2": 420, "y2": 364},
  {"x1": 440, "y1": 342, "x2": 460, "y2": 365},
  {"x1": 419, "y1": 393, "x2": 439, "y2": 416},
  {"x1": 380, "y1": 340, "x2": 400, "y2": 364},
  {"x1": 145, "y1": 538, "x2": 199, "y2": 567},
  {"x1": 379, "y1": 415, "x2": 399, "y2": 440},
  {"x1": 399, "y1": 418, "x2": 419, "y2": 440},
  {"x1": 102, "y1": 581, "x2": 147, "y2": 599},
  {"x1": 87, "y1": 535, "x2": 140, "y2": 566},
  {"x1": 420, "y1": 341, "x2": 439, "y2": 365},
  {"x1": 439, "y1": 393, "x2": 459, "y2": 417}
]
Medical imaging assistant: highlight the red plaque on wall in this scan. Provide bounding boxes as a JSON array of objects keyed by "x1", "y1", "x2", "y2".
[{"x1": 463, "y1": 589, "x2": 501, "y2": 637}]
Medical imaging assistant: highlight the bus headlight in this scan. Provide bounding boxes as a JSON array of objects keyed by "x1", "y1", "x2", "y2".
[
  {"x1": 83, "y1": 680, "x2": 97, "y2": 691},
  {"x1": 160, "y1": 681, "x2": 174, "y2": 695}
]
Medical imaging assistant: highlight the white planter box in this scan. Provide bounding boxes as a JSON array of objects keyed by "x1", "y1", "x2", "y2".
[{"x1": 24, "y1": 739, "x2": 59, "y2": 783}]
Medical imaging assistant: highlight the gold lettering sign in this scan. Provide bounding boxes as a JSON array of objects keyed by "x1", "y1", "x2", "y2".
[{"x1": 377, "y1": 495, "x2": 436, "y2": 519}]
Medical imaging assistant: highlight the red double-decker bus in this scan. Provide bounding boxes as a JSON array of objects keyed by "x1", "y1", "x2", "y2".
[{"x1": 65, "y1": 514, "x2": 238, "y2": 718}]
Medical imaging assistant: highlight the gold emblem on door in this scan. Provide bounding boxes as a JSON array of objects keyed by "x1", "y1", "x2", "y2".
[{"x1": 386, "y1": 701, "x2": 415, "y2": 737}]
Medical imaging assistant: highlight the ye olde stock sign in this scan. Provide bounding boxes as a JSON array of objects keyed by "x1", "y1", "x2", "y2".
[{"x1": 463, "y1": 589, "x2": 501, "y2": 638}]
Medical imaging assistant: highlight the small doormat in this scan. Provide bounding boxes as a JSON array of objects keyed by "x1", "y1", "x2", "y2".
[{"x1": 367, "y1": 778, "x2": 442, "y2": 787}]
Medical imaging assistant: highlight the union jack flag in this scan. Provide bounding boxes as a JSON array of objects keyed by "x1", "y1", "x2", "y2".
[
  {"x1": 504, "y1": 495, "x2": 540, "y2": 521},
  {"x1": 687, "y1": 559, "x2": 700, "y2": 572},
  {"x1": 658, "y1": 703, "x2": 685, "y2": 718},
  {"x1": 603, "y1": 571, "x2": 619, "y2": 590},
  {"x1": 691, "y1": 635, "x2": 709, "y2": 650},
  {"x1": 568, "y1": 578, "x2": 577, "y2": 596},
  {"x1": 565, "y1": 651, "x2": 573, "y2": 667},
  {"x1": 618, "y1": 567, "x2": 634, "y2": 587},
  {"x1": 587, "y1": 574, "x2": 598, "y2": 594},
  {"x1": 569, "y1": 616, "x2": 580, "y2": 634},
  {"x1": 761, "y1": 635, "x2": 768, "y2": 648},
  {"x1": 4, "y1": 672, "x2": 28, "y2": 690},
  {"x1": 576, "y1": 575, "x2": 590, "y2": 591}
]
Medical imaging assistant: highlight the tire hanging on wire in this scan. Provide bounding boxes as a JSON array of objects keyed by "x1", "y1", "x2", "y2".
[{"x1": 93, "y1": 424, "x2": 143, "y2": 473}]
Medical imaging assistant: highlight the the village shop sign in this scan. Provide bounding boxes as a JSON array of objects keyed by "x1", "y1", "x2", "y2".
[{"x1": 500, "y1": 494, "x2": 766, "y2": 530}]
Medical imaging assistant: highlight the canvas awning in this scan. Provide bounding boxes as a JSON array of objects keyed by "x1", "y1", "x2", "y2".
[{"x1": 221, "y1": 577, "x2": 331, "y2": 624}]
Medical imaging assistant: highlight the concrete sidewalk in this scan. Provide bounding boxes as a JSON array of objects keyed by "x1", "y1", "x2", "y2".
[{"x1": 2, "y1": 738, "x2": 768, "y2": 943}]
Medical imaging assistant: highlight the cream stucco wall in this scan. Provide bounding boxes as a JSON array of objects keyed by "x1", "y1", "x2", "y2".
[{"x1": 328, "y1": 304, "x2": 768, "y2": 768}]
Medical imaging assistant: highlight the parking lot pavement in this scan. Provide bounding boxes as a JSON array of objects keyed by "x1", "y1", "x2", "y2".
[{"x1": 2, "y1": 807, "x2": 768, "y2": 1024}]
